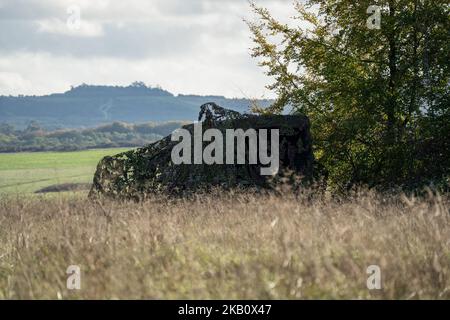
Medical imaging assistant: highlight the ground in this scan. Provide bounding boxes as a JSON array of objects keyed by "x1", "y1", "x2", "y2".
[
  {"x1": 0, "y1": 148, "x2": 129, "y2": 194},
  {"x1": 0, "y1": 189, "x2": 448, "y2": 299},
  {"x1": 0, "y1": 149, "x2": 448, "y2": 299}
]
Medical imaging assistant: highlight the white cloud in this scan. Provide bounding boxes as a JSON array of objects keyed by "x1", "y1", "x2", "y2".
[
  {"x1": 0, "y1": 52, "x2": 275, "y2": 98},
  {"x1": 0, "y1": 71, "x2": 33, "y2": 94},
  {"x1": 37, "y1": 18, "x2": 104, "y2": 37},
  {"x1": 0, "y1": 0, "x2": 300, "y2": 98}
]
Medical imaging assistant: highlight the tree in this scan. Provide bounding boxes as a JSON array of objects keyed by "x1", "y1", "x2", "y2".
[
  {"x1": 248, "y1": 0, "x2": 449, "y2": 190},
  {"x1": 0, "y1": 123, "x2": 15, "y2": 135}
]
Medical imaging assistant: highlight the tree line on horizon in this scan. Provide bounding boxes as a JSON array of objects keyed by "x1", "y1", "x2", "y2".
[{"x1": 0, "y1": 121, "x2": 187, "y2": 153}]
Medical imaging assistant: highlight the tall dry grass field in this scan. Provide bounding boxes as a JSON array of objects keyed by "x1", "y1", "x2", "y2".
[{"x1": 0, "y1": 190, "x2": 449, "y2": 299}]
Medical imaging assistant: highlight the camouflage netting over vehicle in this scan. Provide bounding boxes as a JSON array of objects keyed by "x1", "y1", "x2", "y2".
[{"x1": 89, "y1": 103, "x2": 314, "y2": 200}]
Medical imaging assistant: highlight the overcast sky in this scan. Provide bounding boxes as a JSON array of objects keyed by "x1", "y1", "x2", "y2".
[{"x1": 0, "y1": 0, "x2": 299, "y2": 98}]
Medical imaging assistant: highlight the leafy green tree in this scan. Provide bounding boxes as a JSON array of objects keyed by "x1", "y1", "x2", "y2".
[{"x1": 248, "y1": 0, "x2": 449, "y2": 190}]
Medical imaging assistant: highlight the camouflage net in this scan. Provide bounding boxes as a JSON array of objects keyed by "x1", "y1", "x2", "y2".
[{"x1": 89, "y1": 103, "x2": 314, "y2": 200}]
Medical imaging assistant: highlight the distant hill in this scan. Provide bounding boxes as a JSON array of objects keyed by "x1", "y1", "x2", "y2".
[{"x1": 0, "y1": 82, "x2": 272, "y2": 129}]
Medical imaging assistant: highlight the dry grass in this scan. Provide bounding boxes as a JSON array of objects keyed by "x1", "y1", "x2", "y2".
[{"x1": 0, "y1": 189, "x2": 449, "y2": 299}]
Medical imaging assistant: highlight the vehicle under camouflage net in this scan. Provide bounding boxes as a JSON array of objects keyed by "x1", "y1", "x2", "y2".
[{"x1": 89, "y1": 103, "x2": 314, "y2": 200}]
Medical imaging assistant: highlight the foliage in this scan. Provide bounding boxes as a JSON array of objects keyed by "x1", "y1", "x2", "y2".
[
  {"x1": 0, "y1": 121, "x2": 187, "y2": 152},
  {"x1": 248, "y1": 0, "x2": 449, "y2": 190}
]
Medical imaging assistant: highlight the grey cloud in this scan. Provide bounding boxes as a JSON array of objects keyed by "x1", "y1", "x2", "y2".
[
  {"x1": 0, "y1": 20, "x2": 211, "y2": 59},
  {"x1": 0, "y1": 0, "x2": 62, "y2": 20},
  {"x1": 0, "y1": 0, "x2": 256, "y2": 59},
  {"x1": 0, "y1": 0, "x2": 287, "y2": 97},
  {"x1": 0, "y1": 0, "x2": 271, "y2": 21}
]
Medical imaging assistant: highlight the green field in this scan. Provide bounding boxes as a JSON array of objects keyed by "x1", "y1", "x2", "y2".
[{"x1": 0, "y1": 148, "x2": 130, "y2": 194}]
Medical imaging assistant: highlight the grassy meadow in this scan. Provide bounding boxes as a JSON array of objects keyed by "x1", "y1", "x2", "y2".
[
  {"x1": 0, "y1": 149, "x2": 448, "y2": 299},
  {"x1": 0, "y1": 188, "x2": 449, "y2": 299},
  {"x1": 0, "y1": 148, "x2": 129, "y2": 195}
]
